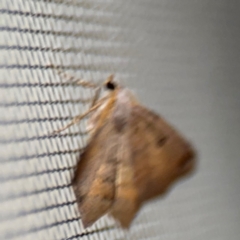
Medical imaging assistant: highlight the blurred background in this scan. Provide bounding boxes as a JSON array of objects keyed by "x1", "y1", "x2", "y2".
[{"x1": 0, "y1": 0, "x2": 240, "y2": 240}]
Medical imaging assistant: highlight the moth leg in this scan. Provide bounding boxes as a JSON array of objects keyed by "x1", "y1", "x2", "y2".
[
  {"x1": 48, "y1": 64, "x2": 98, "y2": 88},
  {"x1": 78, "y1": 74, "x2": 113, "y2": 116},
  {"x1": 90, "y1": 87, "x2": 101, "y2": 107},
  {"x1": 83, "y1": 86, "x2": 104, "y2": 133},
  {"x1": 51, "y1": 99, "x2": 105, "y2": 135}
]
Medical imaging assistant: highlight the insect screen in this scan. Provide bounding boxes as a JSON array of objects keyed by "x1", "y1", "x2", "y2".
[{"x1": 1, "y1": 1, "x2": 240, "y2": 240}]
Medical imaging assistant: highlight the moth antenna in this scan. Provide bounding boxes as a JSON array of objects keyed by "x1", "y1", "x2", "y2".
[
  {"x1": 48, "y1": 63, "x2": 98, "y2": 88},
  {"x1": 50, "y1": 96, "x2": 108, "y2": 135}
]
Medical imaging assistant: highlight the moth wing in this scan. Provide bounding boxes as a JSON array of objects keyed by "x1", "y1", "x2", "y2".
[
  {"x1": 109, "y1": 135, "x2": 140, "y2": 228},
  {"x1": 72, "y1": 120, "x2": 119, "y2": 228},
  {"x1": 129, "y1": 105, "x2": 196, "y2": 202}
]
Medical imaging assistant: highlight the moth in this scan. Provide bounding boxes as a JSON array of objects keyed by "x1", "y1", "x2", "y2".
[{"x1": 52, "y1": 71, "x2": 196, "y2": 229}]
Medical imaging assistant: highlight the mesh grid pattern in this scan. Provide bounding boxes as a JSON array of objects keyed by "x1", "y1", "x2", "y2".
[{"x1": 1, "y1": 1, "x2": 240, "y2": 240}]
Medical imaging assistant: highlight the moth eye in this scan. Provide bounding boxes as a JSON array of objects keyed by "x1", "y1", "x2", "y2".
[
  {"x1": 105, "y1": 81, "x2": 116, "y2": 90},
  {"x1": 156, "y1": 136, "x2": 167, "y2": 147}
]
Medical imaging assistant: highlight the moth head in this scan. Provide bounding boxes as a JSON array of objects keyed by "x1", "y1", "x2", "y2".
[{"x1": 104, "y1": 74, "x2": 119, "y2": 91}]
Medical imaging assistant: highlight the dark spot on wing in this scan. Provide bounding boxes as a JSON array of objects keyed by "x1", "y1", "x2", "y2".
[
  {"x1": 114, "y1": 117, "x2": 128, "y2": 132},
  {"x1": 106, "y1": 157, "x2": 117, "y2": 164},
  {"x1": 102, "y1": 175, "x2": 115, "y2": 184},
  {"x1": 76, "y1": 194, "x2": 86, "y2": 203},
  {"x1": 156, "y1": 136, "x2": 167, "y2": 147}
]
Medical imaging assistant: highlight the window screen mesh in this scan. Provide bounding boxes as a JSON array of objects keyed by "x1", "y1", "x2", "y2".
[{"x1": 1, "y1": 1, "x2": 240, "y2": 240}]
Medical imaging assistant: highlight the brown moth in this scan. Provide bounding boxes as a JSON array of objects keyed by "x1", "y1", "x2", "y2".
[{"x1": 68, "y1": 75, "x2": 196, "y2": 229}]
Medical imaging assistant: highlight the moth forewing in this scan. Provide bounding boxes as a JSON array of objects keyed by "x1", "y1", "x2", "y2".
[
  {"x1": 71, "y1": 76, "x2": 196, "y2": 229},
  {"x1": 109, "y1": 134, "x2": 140, "y2": 228},
  {"x1": 128, "y1": 105, "x2": 196, "y2": 202},
  {"x1": 72, "y1": 117, "x2": 118, "y2": 228}
]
